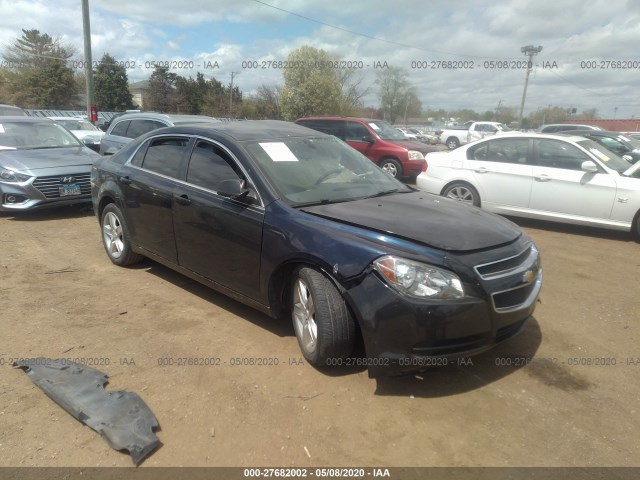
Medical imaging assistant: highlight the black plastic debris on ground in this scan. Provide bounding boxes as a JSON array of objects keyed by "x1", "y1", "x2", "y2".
[{"x1": 14, "y1": 358, "x2": 160, "y2": 465}]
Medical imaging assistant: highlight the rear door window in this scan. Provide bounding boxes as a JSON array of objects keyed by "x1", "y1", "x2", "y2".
[{"x1": 140, "y1": 137, "x2": 190, "y2": 178}]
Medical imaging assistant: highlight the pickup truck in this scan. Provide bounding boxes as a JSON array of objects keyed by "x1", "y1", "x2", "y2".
[{"x1": 438, "y1": 121, "x2": 512, "y2": 149}]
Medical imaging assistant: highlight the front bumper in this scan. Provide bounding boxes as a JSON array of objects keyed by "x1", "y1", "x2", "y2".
[
  {"x1": 346, "y1": 245, "x2": 542, "y2": 377},
  {"x1": 0, "y1": 167, "x2": 92, "y2": 212}
]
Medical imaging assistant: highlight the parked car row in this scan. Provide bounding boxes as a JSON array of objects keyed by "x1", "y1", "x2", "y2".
[{"x1": 5, "y1": 111, "x2": 639, "y2": 379}]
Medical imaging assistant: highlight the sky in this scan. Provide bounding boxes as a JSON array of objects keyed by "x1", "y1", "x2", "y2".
[{"x1": 0, "y1": 0, "x2": 639, "y2": 119}]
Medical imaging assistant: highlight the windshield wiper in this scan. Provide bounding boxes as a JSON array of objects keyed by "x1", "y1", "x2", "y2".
[
  {"x1": 292, "y1": 198, "x2": 351, "y2": 208},
  {"x1": 360, "y1": 188, "x2": 403, "y2": 199}
]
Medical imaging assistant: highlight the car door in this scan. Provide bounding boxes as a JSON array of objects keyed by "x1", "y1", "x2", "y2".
[
  {"x1": 119, "y1": 136, "x2": 191, "y2": 262},
  {"x1": 528, "y1": 138, "x2": 617, "y2": 220},
  {"x1": 172, "y1": 139, "x2": 264, "y2": 301},
  {"x1": 465, "y1": 138, "x2": 533, "y2": 212}
]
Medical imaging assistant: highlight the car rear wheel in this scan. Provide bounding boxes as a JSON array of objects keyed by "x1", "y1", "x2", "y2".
[
  {"x1": 446, "y1": 137, "x2": 460, "y2": 149},
  {"x1": 291, "y1": 267, "x2": 355, "y2": 366},
  {"x1": 379, "y1": 158, "x2": 402, "y2": 178},
  {"x1": 443, "y1": 182, "x2": 480, "y2": 207},
  {"x1": 101, "y1": 204, "x2": 144, "y2": 266}
]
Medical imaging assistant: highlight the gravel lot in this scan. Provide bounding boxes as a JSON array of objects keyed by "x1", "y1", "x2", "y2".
[{"x1": 0, "y1": 203, "x2": 639, "y2": 469}]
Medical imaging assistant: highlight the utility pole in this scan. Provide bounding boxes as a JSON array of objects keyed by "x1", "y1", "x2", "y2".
[
  {"x1": 229, "y1": 71, "x2": 239, "y2": 115},
  {"x1": 518, "y1": 45, "x2": 543, "y2": 129},
  {"x1": 81, "y1": 0, "x2": 96, "y2": 123}
]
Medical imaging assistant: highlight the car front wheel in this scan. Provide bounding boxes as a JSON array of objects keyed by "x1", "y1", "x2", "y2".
[
  {"x1": 379, "y1": 158, "x2": 402, "y2": 178},
  {"x1": 446, "y1": 137, "x2": 460, "y2": 149},
  {"x1": 101, "y1": 204, "x2": 144, "y2": 266},
  {"x1": 442, "y1": 182, "x2": 480, "y2": 207},
  {"x1": 291, "y1": 267, "x2": 355, "y2": 366}
]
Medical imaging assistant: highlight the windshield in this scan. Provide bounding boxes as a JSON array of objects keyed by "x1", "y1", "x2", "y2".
[
  {"x1": 497, "y1": 123, "x2": 512, "y2": 131},
  {"x1": 244, "y1": 135, "x2": 411, "y2": 205},
  {"x1": 0, "y1": 121, "x2": 83, "y2": 149},
  {"x1": 55, "y1": 119, "x2": 100, "y2": 131},
  {"x1": 367, "y1": 120, "x2": 407, "y2": 141},
  {"x1": 577, "y1": 139, "x2": 633, "y2": 173},
  {"x1": 617, "y1": 134, "x2": 640, "y2": 150}
]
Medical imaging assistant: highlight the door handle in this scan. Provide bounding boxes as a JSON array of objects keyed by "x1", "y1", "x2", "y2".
[
  {"x1": 174, "y1": 194, "x2": 191, "y2": 206},
  {"x1": 474, "y1": 167, "x2": 489, "y2": 174},
  {"x1": 119, "y1": 176, "x2": 132, "y2": 185},
  {"x1": 534, "y1": 175, "x2": 551, "y2": 182}
]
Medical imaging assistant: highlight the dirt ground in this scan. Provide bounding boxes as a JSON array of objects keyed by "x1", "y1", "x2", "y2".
[{"x1": 0, "y1": 203, "x2": 639, "y2": 469}]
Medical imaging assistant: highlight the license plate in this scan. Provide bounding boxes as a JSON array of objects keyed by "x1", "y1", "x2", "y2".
[{"x1": 59, "y1": 184, "x2": 81, "y2": 196}]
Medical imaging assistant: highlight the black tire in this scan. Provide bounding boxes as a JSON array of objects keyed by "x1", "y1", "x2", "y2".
[
  {"x1": 100, "y1": 203, "x2": 144, "y2": 266},
  {"x1": 291, "y1": 267, "x2": 355, "y2": 366},
  {"x1": 379, "y1": 158, "x2": 403, "y2": 178},
  {"x1": 634, "y1": 212, "x2": 640, "y2": 241},
  {"x1": 442, "y1": 182, "x2": 481, "y2": 207},
  {"x1": 446, "y1": 137, "x2": 460, "y2": 149}
]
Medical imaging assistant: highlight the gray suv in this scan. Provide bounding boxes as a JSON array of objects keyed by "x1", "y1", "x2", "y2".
[
  {"x1": 99, "y1": 113, "x2": 221, "y2": 155},
  {"x1": 538, "y1": 123, "x2": 602, "y2": 133}
]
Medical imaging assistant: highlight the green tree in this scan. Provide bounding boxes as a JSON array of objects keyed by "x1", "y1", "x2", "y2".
[
  {"x1": 94, "y1": 53, "x2": 135, "y2": 111},
  {"x1": 280, "y1": 46, "x2": 342, "y2": 120},
  {"x1": 376, "y1": 67, "x2": 413, "y2": 123},
  {"x1": 146, "y1": 66, "x2": 178, "y2": 112},
  {"x1": 2, "y1": 29, "x2": 76, "y2": 108}
]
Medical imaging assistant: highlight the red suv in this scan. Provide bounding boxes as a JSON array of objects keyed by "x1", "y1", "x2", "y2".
[{"x1": 295, "y1": 117, "x2": 436, "y2": 178}]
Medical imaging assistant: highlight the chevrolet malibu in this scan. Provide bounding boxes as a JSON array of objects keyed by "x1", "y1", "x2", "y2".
[{"x1": 91, "y1": 121, "x2": 542, "y2": 377}]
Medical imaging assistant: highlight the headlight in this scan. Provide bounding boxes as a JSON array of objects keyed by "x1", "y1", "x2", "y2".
[
  {"x1": 373, "y1": 255, "x2": 464, "y2": 299},
  {"x1": 0, "y1": 168, "x2": 31, "y2": 183},
  {"x1": 408, "y1": 150, "x2": 425, "y2": 160}
]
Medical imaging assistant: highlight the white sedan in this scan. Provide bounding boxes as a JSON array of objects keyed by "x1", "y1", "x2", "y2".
[{"x1": 416, "y1": 133, "x2": 640, "y2": 236}]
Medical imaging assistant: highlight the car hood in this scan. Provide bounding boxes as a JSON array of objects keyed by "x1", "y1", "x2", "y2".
[
  {"x1": 300, "y1": 191, "x2": 522, "y2": 252},
  {"x1": 0, "y1": 147, "x2": 98, "y2": 173},
  {"x1": 623, "y1": 160, "x2": 640, "y2": 176},
  {"x1": 387, "y1": 139, "x2": 437, "y2": 155}
]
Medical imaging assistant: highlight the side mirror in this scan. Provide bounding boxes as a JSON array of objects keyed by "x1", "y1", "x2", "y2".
[
  {"x1": 362, "y1": 135, "x2": 375, "y2": 143},
  {"x1": 217, "y1": 178, "x2": 256, "y2": 204},
  {"x1": 581, "y1": 160, "x2": 599, "y2": 173}
]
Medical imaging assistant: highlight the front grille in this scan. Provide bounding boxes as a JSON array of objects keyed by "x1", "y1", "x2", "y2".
[
  {"x1": 475, "y1": 246, "x2": 533, "y2": 279},
  {"x1": 32, "y1": 173, "x2": 91, "y2": 199},
  {"x1": 492, "y1": 281, "x2": 538, "y2": 311}
]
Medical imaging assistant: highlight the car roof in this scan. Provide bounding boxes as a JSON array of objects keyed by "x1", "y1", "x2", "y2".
[
  {"x1": 47, "y1": 116, "x2": 86, "y2": 120},
  {"x1": 559, "y1": 130, "x2": 626, "y2": 137},
  {"x1": 152, "y1": 120, "x2": 327, "y2": 141},
  {"x1": 296, "y1": 116, "x2": 383, "y2": 123},
  {"x1": 466, "y1": 132, "x2": 592, "y2": 143},
  {"x1": 0, "y1": 116, "x2": 54, "y2": 123},
  {"x1": 112, "y1": 112, "x2": 221, "y2": 123}
]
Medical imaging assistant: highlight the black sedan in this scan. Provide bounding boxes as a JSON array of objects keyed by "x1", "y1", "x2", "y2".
[
  {"x1": 562, "y1": 130, "x2": 640, "y2": 164},
  {"x1": 91, "y1": 121, "x2": 542, "y2": 377},
  {"x1": 0, "y1": 117, "x2": 100, "y2": 211}
]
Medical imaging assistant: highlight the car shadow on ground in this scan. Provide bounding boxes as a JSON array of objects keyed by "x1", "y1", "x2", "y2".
[
  {"x1": 373, "y1": 318, "x2": 543, "y2": 398},
  {"x1": 510, "y1": 216, "x2": 635, "y2": 242},
  {"x1": 1, "y1": 203, "x2": 94, "y2": 221},
  {"x1": 140, "y1": 260, "x2": 294, "y2": 338}
]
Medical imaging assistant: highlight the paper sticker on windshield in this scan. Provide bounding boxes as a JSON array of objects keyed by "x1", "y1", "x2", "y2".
[
  {"x1": 0, "y1": 125, "x2": 4, "y2": 133},
  {"x1": 589, "y1": 148, "x2": 610, "y2": 162},
  {"x1": 368, "y1": 123, "x2": 380, "y2": 131},
  {"x1": 259, "y1": 142, "x2": 299, "y2": 162}
]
